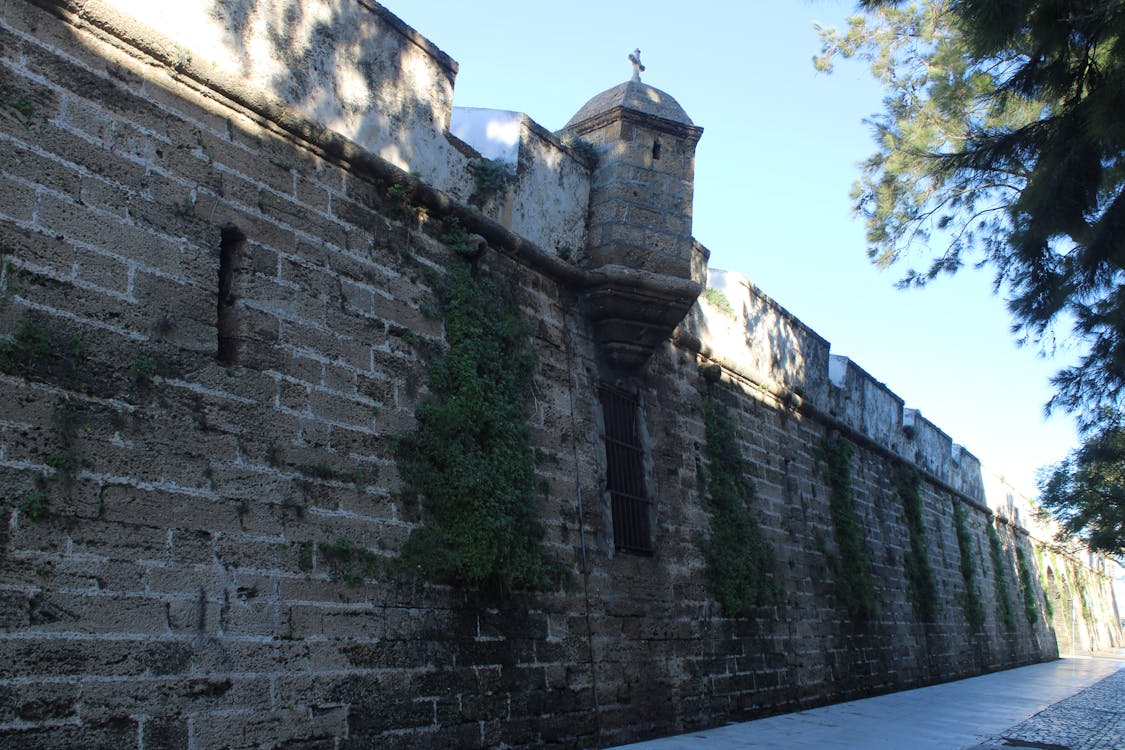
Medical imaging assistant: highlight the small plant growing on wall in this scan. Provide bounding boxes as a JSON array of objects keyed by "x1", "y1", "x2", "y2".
[
  {"x1": 394, "y1": 230, "x2": 561, "y2": 592},
  {"x1": 1075, "y1": 570, "x2": 1094, "y2": 627},
  {"x1": 699, "y1": 385, "x2": 776, "y2": 615},
  {"x1": 703, "y1": 287, "x2": 735, "y2": 318},
  {"x1": 0, "y1": 314, "x2": 88, "y2": 387},
  {"x1": 128, "y1": 352, "x2": 178, "y2": 393},
  {"x1": 320, "y1": 536, "x2": 381, "y2": 586},
  {"x1": 1, "y1": 315, "x2": 92, "y2": 521},
  {"x1": 14, "y1": 397, "x2": 84, "y2": 522},
  {"x1": 439, "y1": 218, "x2": 480, "y2": 259},
  {"x1": 559, "y1": 134, "x2": 598, "y2": 166},
  {"x1": 1032, "y1": 545, "x2": 1055, "y2": 620},
  {"x1": 9, "y1": 94, "x2": 35, "y2": 118},
  {"x1": 817, "y1": 435, "x2": 878, "y2": 621},
  {"x1": 468, "y1": 158, "x2": 512, "y2": 206}
]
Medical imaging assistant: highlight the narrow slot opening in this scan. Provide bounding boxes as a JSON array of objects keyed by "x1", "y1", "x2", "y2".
[
  {"x1": 217, "y1": 226, "x2": 246, "y2": 364},
  {"x1": 652, "y1": 140, "x2": 662, "y2": 160}
]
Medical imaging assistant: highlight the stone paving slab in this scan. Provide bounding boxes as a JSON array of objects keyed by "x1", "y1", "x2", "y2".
[
  {"x1": 610, "y1": 653, "x2": 1125, "y2": 750},
  {"x1": 968, "y1": 667, "x2": 1125, "y2": 750}
]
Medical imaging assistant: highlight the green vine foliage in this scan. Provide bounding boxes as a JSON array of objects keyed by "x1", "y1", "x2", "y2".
[
  {"x1": 818, "y1": 436, "x2": 877, "y2": 621},
  {"x1": 952, "y1": 502, "x2": 986, "y2": 628},
  {"x1": 1, "y1": 315, "x2": 89, "y2": 521},
  {"x1": 1015, "y1": 546, "x2": 1039, "y2": 625},
  {"x1": 395, "y1": 252, "x2": 559, "y2": 593},
  {"x1": 1076, "y1": 572, "x2": 1093, "y2": 625},
  {"x1": 703, "y1": 288, "x2": 735, "y2": 317},
  {"x1": 0, "y1": 313, "x2": 87, "y2": 386},
  {"x1": 699, "y1": 389, "x2": 776, "y2": 615},
  {"x1": 987, "y1": 522, "x2": 1015, "y2": 630},
  {"x1": 895, "y1": 465, "x2": 938, "y2": 622},
  {"x1": 1032, "y1": 545, "x2": 1055, "y2": 620},
  {"x1": 469, "y1": 159, "x2": 512, "y2": 206},
  {"x1": 321, "y1": 536, "x2": 381, "y2": 586}
]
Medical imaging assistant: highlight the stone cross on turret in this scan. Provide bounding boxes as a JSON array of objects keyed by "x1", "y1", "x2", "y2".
[{"x1": 628, "y1": 48, "x2": 645, "y2": 82}]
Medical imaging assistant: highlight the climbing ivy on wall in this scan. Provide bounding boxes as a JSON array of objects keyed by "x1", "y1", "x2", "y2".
[
  {"x1": 1015, "y1": 546, "x2": 1039, "y2": 625},
  {"x1": 895, "y1": 465, "x2": 938, "y2": 622},
  {"x1": 818, "y1": 436, "x2": 877, "y2": 621},
  {"x1": 699, "y1": 387, "x2": 776, "y2": 615},
  {"x1": 395, "y1": 244, "x2": 559, "y2": 592},
  {"x1": 1033, "y1": 545, "x2": 1055, "y2": 620},
  {"x1": 952, "y1": 502, "x2": 986, "y2": 628},
  {"x1": 1076, "y1": 571, "x2": 1095, "y2": 627},
  {"x1": 987, "y1": 522, "x2": 1016, "y2": 630}
]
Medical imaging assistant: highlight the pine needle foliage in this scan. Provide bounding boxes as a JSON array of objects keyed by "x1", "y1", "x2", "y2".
[
  {"x1": 818, "y1": 0, "x2": 1125, "y2": 428},
  {"x1": 1038, "y1": 414, "x2": 1125, "y2": 559}
]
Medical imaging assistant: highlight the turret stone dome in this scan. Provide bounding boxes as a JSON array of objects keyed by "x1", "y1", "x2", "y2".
[{"x1": 566, "y1": 79, "x2": 694, "y2": 129}]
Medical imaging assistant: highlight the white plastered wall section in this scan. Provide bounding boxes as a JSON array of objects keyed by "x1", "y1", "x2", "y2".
[
  {"x1": 451, "y1": 107, "x2": 591, "y2": 256},
  {"x1": 102, "y1": 0, "x2": 589, "y2": 253}
]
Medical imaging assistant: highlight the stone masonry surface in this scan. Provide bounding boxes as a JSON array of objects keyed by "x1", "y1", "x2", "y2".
[{"x1": 0, "y1": 1, "x2": 1121, "y2": 749}]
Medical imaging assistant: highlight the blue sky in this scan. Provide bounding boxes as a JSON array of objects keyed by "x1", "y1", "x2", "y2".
[{"x1": 378, "y1": 0, "x2": 1080, "y2": 497}]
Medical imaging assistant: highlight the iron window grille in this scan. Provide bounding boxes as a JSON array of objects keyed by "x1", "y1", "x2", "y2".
[{"x1": 598, "y1": 384, "x2": 652, "y2": 554}]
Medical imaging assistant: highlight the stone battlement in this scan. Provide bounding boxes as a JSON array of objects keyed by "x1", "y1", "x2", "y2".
[{"x1": 99, "y1": 0, "x2": 993, "y2": 487}]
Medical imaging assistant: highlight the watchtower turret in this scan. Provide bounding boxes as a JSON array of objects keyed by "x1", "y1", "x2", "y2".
[{"x1": 562, "y1": 51, "x2": 705, "y2": 370}]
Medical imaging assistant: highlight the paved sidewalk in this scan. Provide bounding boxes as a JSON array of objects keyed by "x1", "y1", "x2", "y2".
[
  {"x1": 969, "y1": 666, "x2": 1125, "y2": 750},
  {"x1": 611, "y1": 652, "x2": 1125, "y2": 750}
]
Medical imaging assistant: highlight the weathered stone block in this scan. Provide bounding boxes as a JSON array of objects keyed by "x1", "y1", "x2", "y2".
[
  {"x1": 1, "y1": 141, "x2": 81, "y2": 204},
  {"x1": 0, "y1": 718, "x2": 138, "y2": 750},
  {"x1": 0, "y1": 223, "x2": 75, "y2": 279}
]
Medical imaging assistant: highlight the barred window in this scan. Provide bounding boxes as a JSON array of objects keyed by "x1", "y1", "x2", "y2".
[{"x1": 598, "y1": 385, "x2": 652, "y2": 554}]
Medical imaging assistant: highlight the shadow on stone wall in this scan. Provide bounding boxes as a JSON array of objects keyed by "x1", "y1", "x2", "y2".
[{"x1": 195, "y1": 0, "x2": 474, "y2": 192}]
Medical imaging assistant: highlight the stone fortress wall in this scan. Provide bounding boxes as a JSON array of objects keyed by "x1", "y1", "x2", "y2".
[{"x1": 0, "y1": 1, "x2": 1120, "y2": 748}]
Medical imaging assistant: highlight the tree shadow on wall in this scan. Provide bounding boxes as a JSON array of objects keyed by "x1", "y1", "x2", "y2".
[
  {"x1": 739, "y1": 291, "x2": 820, "y2": 400},
  {"x1": 208, "y1": 0, "x2": 454, "y2": 172},
  {"x1": 688, "y1": 282, "x2": 822, "y2": 402}
]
